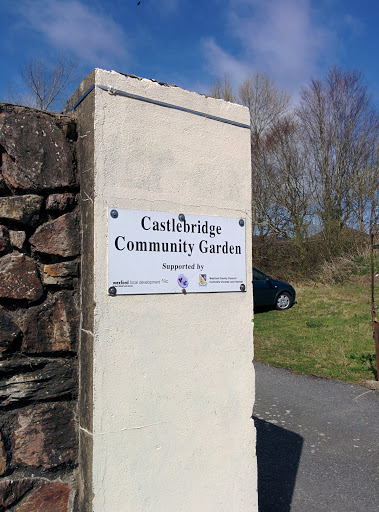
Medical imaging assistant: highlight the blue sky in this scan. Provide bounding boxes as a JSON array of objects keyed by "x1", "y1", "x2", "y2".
[{"x1": 1, "y1": 0, "x2": 379, "y2": 107}]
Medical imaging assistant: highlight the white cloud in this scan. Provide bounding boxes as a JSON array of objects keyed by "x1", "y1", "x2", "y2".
[
  {"x1": 202, "y1": 38, "x2": 250, "y2": 87},
  {"x1": 17, "y1": 0, "x2": 128, "y2": 66},
  {"x1": 203, "y1": 0, "x2": 332, "y2": 95}
]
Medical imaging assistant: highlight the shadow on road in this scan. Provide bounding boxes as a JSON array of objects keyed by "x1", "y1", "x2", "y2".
[{"x1": 254, "y1": 417, "x2": 303, "y2": 512}]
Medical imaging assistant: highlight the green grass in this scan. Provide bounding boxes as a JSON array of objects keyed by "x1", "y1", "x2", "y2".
[{"x1": 254, "y1": 280, "x2": 377, "y2": 385}]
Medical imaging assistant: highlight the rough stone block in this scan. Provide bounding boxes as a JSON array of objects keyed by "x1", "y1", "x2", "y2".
[
  {"x1": 0, "y1": 253, "x2": 43, "y2": 301},
  {"x1": 0, "y1": 432, "x2": 6, "y2": 476},
  {"x1": 12, "y1": 481, "x2": 71, "y2": 512},
  {"x1": 29, "y1": 212, "x2": 80, "y2": 257},
  {"x1": 0, "y1": 358, "x2": 76, "y2": 407},
  {"x1": 9, "y1": 230, "x2": 26, "y2": 250},
  {"x1": 22, "y1": 290, "x2": 78, "y2": 353},
  {"x1": 46, "y1": 193, "x2": 76, "y2": 212},
  {"x1": 42, "y1": 261, "x2": 79, "y2": 286},
  {"x1": 0, "y1": 195, "x2": 43, "y2": 227},
  {"x1": 0, "y1": 111, "x2": 76, "y2": 191},
  {"x1": 0, "y1": 308, "x2": 21, "y2": 355},
  {"x1": 13, "y1": 403, "x2": 77, "y2": 469},
  {"x1": 0, "y1": 479, "x2": 35, "y2": 510},
  {"x1": 0, "y1": 174, "x2": 9, "y2": 195},
  {"x1": 61, "y1": 118, "x2": 77, "y2": 141},
  {"x1": 0, "y1": 225, "x2": 10, "y2": 255}
]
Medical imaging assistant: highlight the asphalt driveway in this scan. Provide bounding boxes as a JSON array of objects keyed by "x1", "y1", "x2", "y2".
[{"x1": 254, "y1": 362, "x2": 379, "y2": 512}]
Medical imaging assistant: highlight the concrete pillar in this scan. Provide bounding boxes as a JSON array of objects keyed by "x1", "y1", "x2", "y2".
[{"x1": 69, "y1": 69, "x2": 257, "y2": 511}]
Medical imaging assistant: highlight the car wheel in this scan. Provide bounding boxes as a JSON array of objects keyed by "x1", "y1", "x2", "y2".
[{"x1": 275, "y1": 291, "x2": 292, "y2": 310}]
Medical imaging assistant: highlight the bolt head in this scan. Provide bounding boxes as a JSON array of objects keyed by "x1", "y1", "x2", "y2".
[
  {"x1": 178, "y1": 213, "x2": 185, "y2": 222},
  {"x1": 109, "y1": 286, "x2": 117, "y2": 296},
  {"x1": 110, "y1": 210, "x2": 118, "y2": 219}
]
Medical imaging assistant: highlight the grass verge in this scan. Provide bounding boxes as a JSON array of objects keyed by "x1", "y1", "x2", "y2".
[{"x1": 253, "y1": 280, "x2": 377, "y2": 385}]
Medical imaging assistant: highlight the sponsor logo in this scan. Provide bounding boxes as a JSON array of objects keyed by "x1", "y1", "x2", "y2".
[
  {"x1": 199, "y1": 274, "x2": 207, "y2": 286},
  {"x1": 161, "y1": 278, "x2": 168, "y2": 283},
  {"x1": 177, "y1": 274, "x2": 189, "y2": 288}
]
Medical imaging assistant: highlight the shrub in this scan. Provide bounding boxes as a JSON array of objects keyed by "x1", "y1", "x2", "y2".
[{"x1": 317, "y1": 255, "x2": 360, "y2": 285}]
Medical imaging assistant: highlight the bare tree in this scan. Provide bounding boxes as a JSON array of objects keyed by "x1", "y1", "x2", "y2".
[
  {"x1": 239, "y1": 71, "x2": 291, "y2": 142},
  {"x1": 259, "y1": 116, "x2": 313, "y2": 246},
  {"x1": 350, "y1": 145, "x2": 379, "y2": 235},
  {"x1": 209, "y1": 72, "x2": 293, "y2": 240},
  {"x1": 240, "y1": 72, "x2": 291, "y2": 236},
  {"x1": 17, "y1": 56, "x2": 78, "y2": 112},
  {"x1": 297, "y1": 67, "x2": 379, "y2": 255},
  {"x1": 6, "y1": 88, "x2": 37, "y2": 110},
  {"x1": 209, "y1": 74, "x2": 236, "y2": 103},
  {"x1": 210, "y1": 71, "x2": 292, "y2": 237},
  {"x1": 210, "y1": 66, "x2": 379, "y2": 275},
  {"x1": 209, "y1": 70, "x2": 291, "y2": 136}
]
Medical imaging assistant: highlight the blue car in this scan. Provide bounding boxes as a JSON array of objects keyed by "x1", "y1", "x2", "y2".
[{"x1": 253, "y1": 268, "x2": 296, "y2": 310}]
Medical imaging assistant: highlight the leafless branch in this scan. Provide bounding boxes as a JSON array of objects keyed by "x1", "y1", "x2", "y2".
[{"x1": 19, "y1": 56, "x2": 78, "y2": 111}]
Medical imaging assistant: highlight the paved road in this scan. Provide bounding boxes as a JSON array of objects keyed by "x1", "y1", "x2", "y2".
[{"x1": 253, "y1": 362, "x2": 379, "y2": 512}]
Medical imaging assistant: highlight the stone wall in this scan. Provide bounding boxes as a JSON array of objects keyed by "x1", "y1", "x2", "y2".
[{"x1": 0, "y1": 104, "x2": 79, "y2": 511}]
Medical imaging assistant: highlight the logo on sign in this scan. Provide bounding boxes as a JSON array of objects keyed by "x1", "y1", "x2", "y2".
[
  {"x1": 177, "y1": 274, "x2": 189, "y2": 288},
  {"x1": 199, "y1": 274, "x2": 207, "y2": 286}
]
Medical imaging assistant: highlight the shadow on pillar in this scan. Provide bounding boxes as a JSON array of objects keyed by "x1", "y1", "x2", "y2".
[{"x1": 254, "y1": 417, "x2": 303, "y2": 512}]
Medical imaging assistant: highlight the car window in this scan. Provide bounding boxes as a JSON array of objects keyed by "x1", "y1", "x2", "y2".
[{"x1": 253, "y1": 269, "x2": 266, "y2": 281}]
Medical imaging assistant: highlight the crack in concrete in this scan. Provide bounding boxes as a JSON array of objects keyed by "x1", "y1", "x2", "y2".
[{"x1": 80, "y1": 421, "x2": 168, "y2": 436}]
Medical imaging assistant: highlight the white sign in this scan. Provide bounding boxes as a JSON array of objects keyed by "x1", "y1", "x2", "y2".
[{"x1": 108, "y1": 208, "x2": 246, "y2": 295}]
